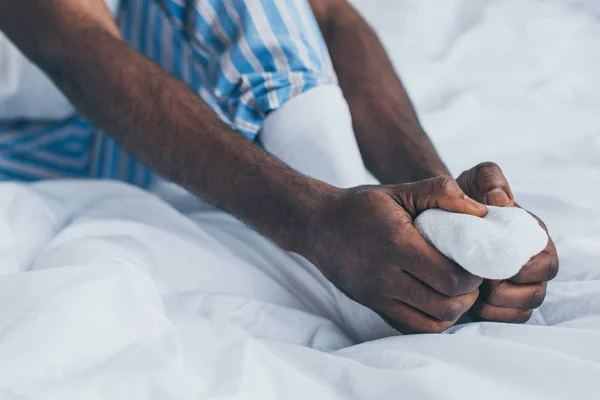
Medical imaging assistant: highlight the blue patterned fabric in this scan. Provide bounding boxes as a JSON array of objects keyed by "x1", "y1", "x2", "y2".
[
  {"x1": 0, "y1": 0, "x2": 336, "y2": 186},
  {"x1": 0, "y1": 118, "x2": 94, "y2": 180}
]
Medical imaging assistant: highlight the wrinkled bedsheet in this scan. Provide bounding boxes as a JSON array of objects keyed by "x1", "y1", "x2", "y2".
[{"x1": 0, "y1": 0, "x2": 599, "y2": 398}]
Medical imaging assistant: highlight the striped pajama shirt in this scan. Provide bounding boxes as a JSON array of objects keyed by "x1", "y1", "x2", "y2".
[{"x1": 0, "y1": 0, "x2": 336, "y2": 186}]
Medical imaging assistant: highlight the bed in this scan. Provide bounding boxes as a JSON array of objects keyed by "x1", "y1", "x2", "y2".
[{"x1": 0, "y1": 0, "x2": 599, "y2": 398}]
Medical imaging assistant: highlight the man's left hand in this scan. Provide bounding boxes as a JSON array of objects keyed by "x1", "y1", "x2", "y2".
[{"x1": 457, "y1": 162, "x2": 559, "y2": 323}]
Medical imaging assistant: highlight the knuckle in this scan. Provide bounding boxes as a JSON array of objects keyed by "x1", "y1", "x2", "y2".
[
  {"x1": 473, "y1": 162, "x2": 509, "y2": 194},
  {"x1": 423, "y1": 319, "x2": 452, "y2": 334},
  {"x1": 378, "y1": 312, "x2": 414, "y2": 335},
  {"x1": 443, "y1": 271, "x2": 483, "y2": 297},
  {"x1": 473, "y1": 303, "x2": 492, "y2": 320},
  {"x1": 434, "y1": 175, "x2": 458, "y2": 196},
  {"x1": 474, "y1": 162, "x2": 503, "y2": 181},
  {"x1": 510, "y1": 271, "x2": 528, "y2": 285},
  {"x1": 438, "y1": 299, "x2": 467, "y2": 322},
  {"x1": 456, "y1": 169, "x2": 470, "y2": 186},
  {"x1": 440, "y1": 273, "x2": 462, "y2": 297},
  {"x1": 512, "y1": 309, "x2": 534, "y2": 324},
  {"x1": 359, "y1": 188, "x2": 388, "y2": 207},
  {"x1": 459, "y1": 162, "x2": 510, "y2": 200},
  {"x1": 526, "y1": 285, "x2": 547, "y2": 309},
  {"x1": 547, "y1": 255, "x2": 560, "y2": 281},
  {"x1": 465, "y1": 274, "x2": 484, "y2": 293},
  {"x1": 512, "y1": 256, "x2": 539, "y2": 283},
  {"x1": 483, "y1": 281, "x2": 504, "y2": 305}
]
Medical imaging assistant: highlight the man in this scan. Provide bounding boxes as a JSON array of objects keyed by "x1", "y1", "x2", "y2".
[{"x1": 0, "y1": 0, "x2": 558, "y2": 334}]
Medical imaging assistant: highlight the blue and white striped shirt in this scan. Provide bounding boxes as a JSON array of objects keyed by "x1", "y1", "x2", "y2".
[{"x1": 0, "y1": 0, "x2": 336, "y2": 186}]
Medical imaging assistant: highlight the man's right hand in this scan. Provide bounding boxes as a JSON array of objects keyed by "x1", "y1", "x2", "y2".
[
  {"x1": 0, "y1": 0, "x2": 482, "y2": 337},
  {"x1": 300, "y1": 176, "x2": 488, "y2": 334}
]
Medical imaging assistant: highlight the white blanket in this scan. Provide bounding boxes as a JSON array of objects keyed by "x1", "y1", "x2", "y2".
[{"x1": 1, "y1": 0, "x2": 599, "y2": 398}]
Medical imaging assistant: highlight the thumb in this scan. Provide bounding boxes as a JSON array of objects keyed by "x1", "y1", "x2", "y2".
[
  {"x1": 456, "y1": 162, "x2": 515, "y2": 207},
  {"x1": 391, "y1": 176, "x2": 488, "y2": 219}
]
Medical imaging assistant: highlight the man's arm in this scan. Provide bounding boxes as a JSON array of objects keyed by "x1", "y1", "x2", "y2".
[
  {"x1": 308, "y1": 0, "x2": 449, "y2": 184},
  {"x1": 0, "y1": 0, "x2": 327, "y2": 251},
  {"x1": 308, "y1": 0, "x2": 559, "y2": 323},
  {"x1": 0, "y1": 0, "x2": 488, "y2": 334}
]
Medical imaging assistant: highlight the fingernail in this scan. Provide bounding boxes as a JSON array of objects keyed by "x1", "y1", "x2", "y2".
[
  {"x1": 463, "y1": 194, "x2": 486, "y2": 209},
  {"x1": 484, "y1": 188, "x2": 510, "y2": 206}
]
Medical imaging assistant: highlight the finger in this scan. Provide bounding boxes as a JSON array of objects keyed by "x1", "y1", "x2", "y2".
[
  {"x1": 457, "y1": 162, "x2": 515, "y2": 206},
  {"x1": 472, "y1": 299, "x2": 533, "y2": 324},
  {"x1": 481, "y1": 280, "x2": 547, "y2": 309},
  {"x1": 374, "y1": 299, "x2": 457, "y2": 335},
  {"x1": 379, "y1": 270, "x2": 479, "y2": 321},
  {"x1": 398, "y1": 225, "x2": 483, "y2": 297},
  {"x1": 511, "y1": 249, "x2": 559, "y2": 284},
  {"x1": 392, "y1": 175, "x2": 488, "y2": 219}
]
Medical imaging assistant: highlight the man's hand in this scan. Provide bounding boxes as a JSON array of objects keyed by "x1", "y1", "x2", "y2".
[
  {"x1": 302, "y1": 176, "x2": 488, "y2": 334},
  {"x1": 457, "y1": 162, "x2": 559, "y2": 323},
  {"x1": 307, "y1": 1, "x2": 558, "y2": 325}
]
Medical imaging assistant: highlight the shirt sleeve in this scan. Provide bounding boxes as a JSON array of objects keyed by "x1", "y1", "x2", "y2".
[{"x1": 122, "y1": 0, "x2": 337, "y2": 140}]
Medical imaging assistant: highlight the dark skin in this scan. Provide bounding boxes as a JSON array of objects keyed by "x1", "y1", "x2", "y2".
[
  {"x1": 308, "y1": 0, "x2": 559, "y2": 323},
  {"x1": 308, "y1": 0, "x2": 449, "y2": 184},
  {"x1": 457, "y1": 163, "x2": 559, "y2": 322},
  {"x1": 0, "y1": 0, "x2": 557, "y2": 332}
]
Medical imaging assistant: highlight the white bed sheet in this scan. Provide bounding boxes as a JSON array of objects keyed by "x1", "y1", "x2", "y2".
[{"x1": 0, "y1": 0, "x2": 599, "y2": 398}]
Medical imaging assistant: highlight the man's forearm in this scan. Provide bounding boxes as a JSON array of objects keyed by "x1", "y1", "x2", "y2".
[
  {"x1": 0, "y1": 5, "x2": 331, "y2": 252},
  {"x1": 310, "y1": 0, "x2": 449, "y2": 184}
]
